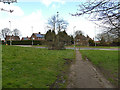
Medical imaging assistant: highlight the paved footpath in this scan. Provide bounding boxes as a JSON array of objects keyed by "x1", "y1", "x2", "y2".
[{"x1": 67, "y1": 50, "x2": 115, "y2": 88}]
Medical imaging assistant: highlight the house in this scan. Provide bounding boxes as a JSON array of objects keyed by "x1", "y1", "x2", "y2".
[
  {"x1": 75, "y1": 35, "x2": 89, "y2": 46},
  {"x1": 30, "y1": 32, "x2": 45, "y2": 40},
  {"x1": 94, "y1": 41, "x2": 100, "y2": 44},
  {"x1": 5, "y1": 35, "x2": 20, "y2": 41},
  {"x1": 21, "y1": 36, "x2": 30, "y2": 40}
]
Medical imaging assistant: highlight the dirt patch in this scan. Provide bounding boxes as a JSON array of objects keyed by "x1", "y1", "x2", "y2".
[
  {"x1": 63, "y1": 58, "x2": 73, "y2": 65},
  {"x1": 49, "y1": 58, "x2": 73, "y2": 88},
  {"x1": 49, "y1": 73, "x2": 66, "y2": 88}
]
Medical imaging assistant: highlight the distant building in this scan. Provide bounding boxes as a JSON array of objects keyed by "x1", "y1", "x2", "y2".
[
  {"x1": 5, "y1": 35, "x2": 20, "y2": 41},
  {"x1": 21, "y1": 36, "x2": 30, "y2": 40},
  {"x1": 30, "y1": 32, "x2": 45, "y2": 40},
  {"x1": 75, "y1": 35, "x2": 90, "y2": 46},
  {"x1": 94, "y1": 41, "x2": 100, "y2": 44}
]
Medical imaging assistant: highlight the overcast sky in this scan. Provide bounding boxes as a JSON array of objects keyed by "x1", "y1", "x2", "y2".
[{"x1": 0, "y1": 0, "x2": 100, "y2": 40}]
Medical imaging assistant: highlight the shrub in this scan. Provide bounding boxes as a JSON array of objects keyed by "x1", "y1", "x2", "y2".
[{"x1": 2, "y1": 40, "x2": 45, "y2": 45}]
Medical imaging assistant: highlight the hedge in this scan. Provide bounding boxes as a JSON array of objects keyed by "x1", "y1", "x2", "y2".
[{"x1": 2, "y1": 40, "x2": 45, "y2": 45}]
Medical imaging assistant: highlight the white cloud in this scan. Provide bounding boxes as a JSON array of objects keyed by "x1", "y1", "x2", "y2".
[
  {"x1": 51, "y1": 4, "x2": 60, "y2": 9},
  {"x1": 52, "y1": 4, "x2": 56, "y2": 8},
  {"x1": 0, "y1": 2, "x2": 24, "y2": 16},
  {"x1": 12, "y1": 10, "x2": 47, "y2": 38},
  {"x1": 17, "y1": 0, "x2": 91, "y2": 3},
  {"x1": 41, "y1": 0, "x2": 52, "y2": 6},
  {"x1": 41, "y1": 0, "x2": 65, "y2": 6},
  {"x1": 66, "y1": 16, "x2": 98, "y2": 39}
]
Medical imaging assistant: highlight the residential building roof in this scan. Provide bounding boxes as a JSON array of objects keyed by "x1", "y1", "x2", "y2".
[
  {"x1": 33, "y1": 33, "x2": 45, "y2": 38},
  {"x1": 22, "y1": 37, "x2": 28, "y2": 40},
  {"x1": 36, "y1": 34, "x2": 44, "y2": 38},
  {"x1": 5, "y1": 35, "x2": 20, "y2": 40}
]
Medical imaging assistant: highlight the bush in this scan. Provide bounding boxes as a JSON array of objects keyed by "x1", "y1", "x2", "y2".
[
  {"x1": 2, "y1": 40, "x2": 45, "y2": 45},
  {"x1": 45, "y1": 30, "x2": 72, "y2": 50},
  {"x1": 88, "y1": 39, "x2": 95, "y2": 46},
  {"x1": 110, "y1": 40, "x2": 120, "y2": 46}
]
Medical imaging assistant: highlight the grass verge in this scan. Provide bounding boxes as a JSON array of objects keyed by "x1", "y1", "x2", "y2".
[
  {"x1": 2, "y1": 45, "x2": 75, "y2": 88},
  {"x1": 80, "y1": 50, "x2": 118, "y2": 87}
]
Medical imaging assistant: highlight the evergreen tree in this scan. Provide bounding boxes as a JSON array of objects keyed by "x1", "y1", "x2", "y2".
[
  {"x1": 88, "y1": 39, "x2": 95, "y2": 46},
  {"x1": 100, "y1": 37, "x2": 106, "y2": 46}
]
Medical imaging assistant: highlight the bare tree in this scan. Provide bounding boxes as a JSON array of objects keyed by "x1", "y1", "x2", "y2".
[
  {"x1": 47, "y1": 13, "x2": 68, "y2": 32},
  {"x1": 75, "y1": 30, "x2": 83, "y2": 36},
  {"x1": 1, "y1": 28, "x2": 10, "y2": 40},
  {"x1": 48, "y1": 15, "x2": 57, "y2": 31},
  {"x1": 96, "y1": 31, "x2": 117, "y2": 42},
  {"x1": 72, "y1": 0, "x2": 120, "y2": 37},
  {"x1": 46, "y1": 13, "x2": 69, "y2": 50},
  {"x1": 13, "y1": 28, "x2": 21, "y2": 36},
  {"x1": 57, "y1": 18, "x2": 68, "y2": 31}
]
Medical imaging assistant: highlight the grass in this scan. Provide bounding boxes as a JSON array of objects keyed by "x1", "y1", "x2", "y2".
[
  {"x1": 2, "y1": 45, "x2": 75, "y2": 88},
  {"x1": 0, "y1": 45, "x2": 2, "y2": 90},
  {"x1": 65, "y1": 45, "x2": 119, "y2": 49},
  {"x1": 80, "y1": 50, "x2": 118, "y2": 87}
]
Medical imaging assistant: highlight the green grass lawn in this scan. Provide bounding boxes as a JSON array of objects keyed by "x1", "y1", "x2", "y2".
[
  {"x1": 80, "y1": 50, "x2": 118, "y2": 87},
  {"x1": 0, "y1": 45, "x2": 2, "y2": 90},
  {"x1": 2, "y1": 45, "x2": 75, "y2": 88}
]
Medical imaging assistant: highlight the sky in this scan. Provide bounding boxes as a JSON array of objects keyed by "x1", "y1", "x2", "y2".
[{"x1": 0, "y1": 0, "x2": 100, "y2": 40}]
